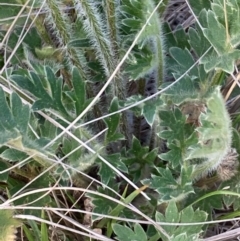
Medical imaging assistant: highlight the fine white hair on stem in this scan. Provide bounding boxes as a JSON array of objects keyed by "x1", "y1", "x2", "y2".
[{"x1": 43, "y1": 0, "x2": 165, "y2": 147}]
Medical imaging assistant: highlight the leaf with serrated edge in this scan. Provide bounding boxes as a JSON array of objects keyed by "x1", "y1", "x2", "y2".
[
  {"x1": 104, "y1": 97, "x2": 121, "y2": 142},
  {"x1": 112, "y1": 223, "x2": 147, "y2": 241},
  {"x1": 72, "y1": 67, "x2": 86, "y2": 115}
]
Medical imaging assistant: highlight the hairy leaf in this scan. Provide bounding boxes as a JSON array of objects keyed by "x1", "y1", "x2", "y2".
[
  {"x1": 186, "y1": 87, "x2": 232, "y2": 180},
  {"x1": 158, "y1": 107, "x2": 197, "y2": 168},
  {"x1": 0, "y1": 149, "x2": 28, "y2": 163},
  {"x1": 169, "y1": 47, "x2": 198, "y2": 78},
  {"x1": 156, "y1": 201, "x2": 207, "y2": 240},
  {"x1": 72, "y1": 67, "x2": 88, "y2": 116},
  {"x1": 124, "y1": 136, "x2": 157, "y2": 182},
  {"x1": 121, "y1": 0, "x2": 164, "y2": 80},
  {"x1": 160, "y1": 76, "x2": 200, "y2": 105},
  {"x1": 98, "y1": 154, "x2": 128, "y2": 185},
  {"x1": 199, "y1": 1, "x2": 240, "y2": 73},
  {"x1": 0, "y1": 210, "x2": 21, "y2": 241},
  {"x1": 112, "y1": 223, "x2": 147, "y2": 241},
  {"x1": 188, "y1": 26, "x2": 211, "y2": 57},
  {"x1": 104, "y1": 97, "x2": 124, "y2": 142},
  {"x1": 11, "y1": 67, "x2": 70, "y2": 118},
  {"x1": 149, "y1": 167, "x2": 194, "y2": 202}
]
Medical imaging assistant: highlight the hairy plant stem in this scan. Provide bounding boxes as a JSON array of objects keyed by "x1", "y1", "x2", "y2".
[
  {"x1": 73, "y1": 0, "x2": 114, "y2": 78},
  {"x1": 149, "y1": 36, "x2": 165, "y2": 151}
]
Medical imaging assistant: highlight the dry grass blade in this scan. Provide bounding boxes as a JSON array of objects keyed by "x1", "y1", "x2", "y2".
[
  {"x1": 203, "y1": 227, "x2": 240, "y2": 241},
  {"x1": 164, "y1": 0, "x2": 195, "y2": 30},
  {"x1": 1, "y1": 0, "x2": 240, "y2": 240}
]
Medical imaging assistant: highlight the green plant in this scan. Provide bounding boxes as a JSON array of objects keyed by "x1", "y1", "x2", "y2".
[
  {"x1": 0, "y1": 209, "x2": 21, "y2": 241},
  {"x1": 0, "y1": 0, "x2": 240, "y2": 240}
]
